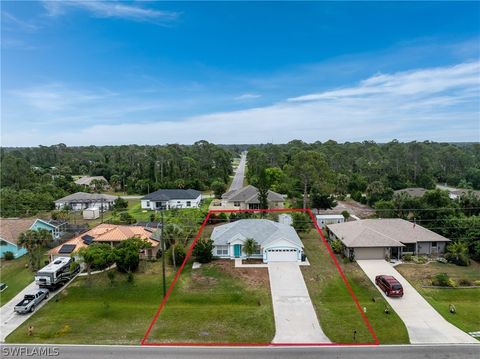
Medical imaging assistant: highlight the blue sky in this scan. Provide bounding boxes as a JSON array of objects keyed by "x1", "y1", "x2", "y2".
[{"x1": 1, "y1": 1, "x2": 479, "y2": 146}]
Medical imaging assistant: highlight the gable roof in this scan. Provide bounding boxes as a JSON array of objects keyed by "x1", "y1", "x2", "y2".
[
  {"x1": 328, "y1": 218, "x2": 450, "y2": 248},
  {"x1": 394, "y1": 187, "x2": 428, "y2": 198},
  {"x1": 74, "y1": 176, "x2": 108, "y2": 186},
  {"x1": 142, "y1": 189, "x2": 201, "y2": 201},
  {"x1": 222, "y1": 185, "x2": 284, "y2": 204},
  {"x1": 211, "y1": 219, "x2": 303, "y2": 248},
  {"x1": 0, "y1": 218, "x2": 36, "y2": 245},
  {"x1": 49, "y1": 223, "x2": 159, "y2": 256},
  {"x1": 54, "y1": 192, "x2": 117, "y2": 204}
]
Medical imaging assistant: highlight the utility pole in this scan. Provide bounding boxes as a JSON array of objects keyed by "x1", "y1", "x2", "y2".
[{"x1": 160, "y1": 210, "x2": 166, "y2": 298}]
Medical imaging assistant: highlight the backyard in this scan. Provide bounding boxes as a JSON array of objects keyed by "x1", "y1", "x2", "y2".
[
  {"x1": 300, "y1": 229, "x2": 410, "y2": 344},
  {"x1": 396, "y1": 261, "x2": 480, "y2": 337}
]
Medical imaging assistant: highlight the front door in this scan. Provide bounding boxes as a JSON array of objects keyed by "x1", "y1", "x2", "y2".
[{"x1": 234, "y1": 244, "x2": 241, "y2": 258}]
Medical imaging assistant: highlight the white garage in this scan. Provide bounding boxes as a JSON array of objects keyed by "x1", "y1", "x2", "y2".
[
  {"x1": 266, "y1": 248, "x2": 299, "y2": 262},
  {"x1": 354, "y1": 247, "x2": 386, "y2": 260}
]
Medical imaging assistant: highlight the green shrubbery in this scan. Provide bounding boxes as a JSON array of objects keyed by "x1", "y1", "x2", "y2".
[
  {"x1": 330, "y1": 239, "x2": 344, "y2": 255},
  {"x1": 167, "y1": 243, "x2": 186, "y2": 267},
  {"x1": 193, "y1": 239, "x2": 214, "y2": 263},
  {"x1": 3, "y1": 251, "x2": 14, "y2": 260},
  {"x1": 432, "y1": 273, "x2": 454, "y2": 287}
]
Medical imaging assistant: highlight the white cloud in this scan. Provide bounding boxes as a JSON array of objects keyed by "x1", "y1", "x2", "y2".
[
  {"x1": 2, "y1": 61, "x2": 479, "y2": 146},
  {"x1": 234, "y1": 93, "x2": 262, "y2": 101},
  {"x1": 41, "y1": 1, "x2": 179, "y2": 24}
]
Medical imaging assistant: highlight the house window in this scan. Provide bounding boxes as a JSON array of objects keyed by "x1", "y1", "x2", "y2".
[
  {"x1": 431, "y1": 242, "x2": 437, "y2": 247},
  {"x1": 146, "y1": 201, "x2": 150, "y2": 207},
  {"x1": 216, "y1": 246, "x2": 228, "y2": 255},
  {"x1": 234, "y1": 201, "x2": 240, "y2": 207},
  {"x1": 0, "y1": 240, "x2": 7, "y2": 246},
  {"x1": 186, "y1": 201, "x2": 191, "y2": 207}
]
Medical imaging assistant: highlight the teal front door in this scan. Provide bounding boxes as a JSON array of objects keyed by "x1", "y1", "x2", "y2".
[{"x1": 234, "y1": 244, "x2": 241, "y2": 258}]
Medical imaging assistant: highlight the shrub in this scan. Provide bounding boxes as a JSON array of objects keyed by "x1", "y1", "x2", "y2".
[
  {"x1": 107, "y1": 270, "x2": 116, "y2": 285},
  {"x1": 341, "y1": 210, "x2": 350, "y2": 220},
  {"x1": 432, "y1": 273, "x2": 452, "y2": 287},
  {"x1": 402, "y1": 253, "x2": 413, "y2": 262},
  {"x1": 127, "y1": 271, "x2": 134, "y2": 283},
  {"x1": 167, "y1": 243, "x2": 186, "y2": 266},
  {"x1": 3, "y1": 251, "x2": 14, "y2": 260},
  {"x1": 444, "y1": 252, "x2": 470, "y2": 266},
  {"x1": 119, "y1": 212, "x2": 136, "y2": 225},
  {"x1": 292, "y1": 212, "x2": 311, "y2": 233},
  {"x1": 330, "y1": 239, "x2": 344, "y2": 255},
  {"x1": 193, "y1": 239, "x2": 214, "y2": 263},
  {"x1": 114, "y1": 237, "x2": 152, "y2": 273},
  {"x1": 458, "y1": 278, "x2": 473, "y2": 287}
]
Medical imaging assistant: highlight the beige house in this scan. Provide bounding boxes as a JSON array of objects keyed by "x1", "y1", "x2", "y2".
[
  {"x1": 221, "y1": 185, "x2": 284, "y2": 210},
  {"x1": 327, "y1": 218, "x2": 450, "y2": 260}
]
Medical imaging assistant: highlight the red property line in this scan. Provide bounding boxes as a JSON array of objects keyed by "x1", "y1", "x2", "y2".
[{"x1": 141, "y1": 208, "x2": 379, "y2": 346}]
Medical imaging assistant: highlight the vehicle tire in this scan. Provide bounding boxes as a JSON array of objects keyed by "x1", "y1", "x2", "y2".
[
  {"x1": 45, "y1": 292, "x2": 49, "y2": 299},
  {"x1": 30, "y1": 305, "x2": 35, "y2": 313}
]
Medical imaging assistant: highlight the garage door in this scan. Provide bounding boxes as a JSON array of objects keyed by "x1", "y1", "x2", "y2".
[
  {"x1": 354, "y1": 247, "x2": 385, "y2": 260},
  {"x1": 266, "y1": 249, "x2": 298, "y2": 262}
]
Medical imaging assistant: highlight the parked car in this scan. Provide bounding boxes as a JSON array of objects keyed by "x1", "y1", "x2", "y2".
[
  {"x1": 14, "y1": 289, "x2": 49, "y2": 314},
  {"x1": 375, "y1": 275, "x2": 404, "y2": 297}
]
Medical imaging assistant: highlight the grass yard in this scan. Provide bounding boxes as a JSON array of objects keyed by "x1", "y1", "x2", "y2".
[
  {"x1": 301, "y1": 230, "x2": 409, "y2": 344},
  {"x1": 147, "y1": 260, "x2": 275, "y2": 343},
  {"x1": 396, "y1": 261, "x2": 480, "y2": 337},
  {"x1": 0, "y1": 256, "x2": 35, "y2": 307}
]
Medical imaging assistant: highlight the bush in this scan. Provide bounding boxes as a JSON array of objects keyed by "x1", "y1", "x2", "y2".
[
  {"x1": 458, "y1": 278, "x2": 473, "y2": 287},
  {"x1": 107, "y1": 270, "x2": 116, "y2": 285},
  {"x1": 193, "y1": 239, "x2": 214, "y2": 263},
  {"x1": 119, "y1": 212, "x2": 136, "y2": 225},
  {"x1": 432, "y1": 273, "x2": 453, "y2": 287},
  {"x1": 292, "y1": 212, "x2": 311, "y2": 233},
  {"x1": 444, "y1": 252, "x2": 470, "y2": 266},
  {"x1": 402, "y1": 253, "x2": 413, "y2": 262},
  {"x1": 127, "y1": 271, "x2": 134, "y2": 283},
  {"x1": 3, "y1": 251, "x2": 14, "y2": 260},
  {"x1": 167, "y1": 243, "x2": 186, "y2": 266},
  {"x1": 114, "y1": 237, "x2": 151, "y2": 273},
  {"x1": 330, "y1": 239, "x2": 344, "y2": 255},
  {"x1": 341, "y1": 210, "x2": 350, "y2": 220}
]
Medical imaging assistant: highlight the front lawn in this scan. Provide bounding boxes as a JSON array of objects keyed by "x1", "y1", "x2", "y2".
[
  {"x1": 301, "y1": 230, "x2": 409, "y2": 344},
  {"x1": 396, "y1": 261, "x2": 480, "y2": 337},
  {"x1": 0, "y1": 256, "x2": 35, "y2": 307}
]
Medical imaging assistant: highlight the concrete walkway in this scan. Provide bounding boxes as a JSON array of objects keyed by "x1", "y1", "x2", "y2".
[
  {"x1": 357, "y1": 260, "x2": 478, "y2": 344},
  {"x1": 268, "y1": 262, "x2": 330, "y2": 343}
]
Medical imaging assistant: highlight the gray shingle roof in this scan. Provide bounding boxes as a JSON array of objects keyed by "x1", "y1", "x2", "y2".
[
  {"x1": 55, "y1": 192, "x2": 117, "y2": 203},
  {"x1": 211, "y1": 219, "x2": 303, "y2": 247},
  {"x1": 394, "y1": 187, "x2": 428, "y2": 198},
  {"x1": 222, "y1": 185, "x2": 284, "y2": 204},
  {"x1": 328, "y1": 218, "x2": 450, "y2": 248},
  {"x1": 74, "y1": 176, "x2": 108, "y2": 186},
  {"x1": 142, "y1": 189, "x2": 201, "y2": 201}
]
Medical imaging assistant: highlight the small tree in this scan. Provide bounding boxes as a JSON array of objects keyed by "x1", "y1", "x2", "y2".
[
  {"x1": 119, "y1": 212, "x2": 135, "y2": 224},
  {"x1": 79, "y1": 244, "x2": 113, "y2": 283},
  {"x1": 193, "y1": 238, "x2": 214, "y2": 263},
  {"x1": 330, "y1": 239, "x2": 345, "y2": 255},
  {"x1": 18, "y1": 228, "x2": 53, "y2": 270},
  {"x1": 243, "y1": 238, "x2": 259, "y2": 260},
  {"x1": 167, "y1": 243, "x2": 186, "y2": 267},
  {"x1": 113, "y1": 237, "x2": 152, "y2": 273},
  {"x1": 113, "y1": 197, "x2": 128, "y2": 210},
  {"x1": 341, "y1": 210, "x2": 350, "y2": 220},
  {"x1": 445, "y1": 242, "x2": 470, "y2": 266},
  {"x1": 211, "y1": 180, "x2": 227, "y2": 198},
  {"x1": 292, "y1": 212, "x2": 311, "y2": 233}
]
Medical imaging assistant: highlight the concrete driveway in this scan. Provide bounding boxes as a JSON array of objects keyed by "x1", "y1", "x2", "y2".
[
  {"x1": 268, "y1": 262, "x2": 330, "y2": 343},
  {"x1": 357, "y1": 260, "x2": 478, "y2": 344}
]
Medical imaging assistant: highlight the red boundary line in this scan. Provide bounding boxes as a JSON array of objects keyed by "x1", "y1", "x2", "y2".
[{"x1": 141, "y1": 208, "x2": 379, "y2": 347}]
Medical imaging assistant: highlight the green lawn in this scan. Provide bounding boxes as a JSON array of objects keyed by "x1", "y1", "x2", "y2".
[
  {"x1": 301, "y1": 230, "x2": 409, "y2": 344},
  {"x1": 396, "y1": 262, "x2": 480, "y2": 337},
  {"x1": 0, "y1": 256, "x2": 35, "y2": 307},
  {"x1": 6, "y1": 259, "x2": 275, "y2": 344}
]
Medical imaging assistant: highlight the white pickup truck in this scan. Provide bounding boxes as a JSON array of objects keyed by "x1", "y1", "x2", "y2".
[{"x1": 14, "y1": 289, "x2": 49, "y2": 314}]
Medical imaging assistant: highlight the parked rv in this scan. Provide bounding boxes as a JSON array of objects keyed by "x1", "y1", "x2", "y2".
[{"x1": 35, "y1": 257, "x2": 80, "y2": 290}]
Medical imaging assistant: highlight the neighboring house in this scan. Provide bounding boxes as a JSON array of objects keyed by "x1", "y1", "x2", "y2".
[
  {"x1": 316, "y1": 214, "x2": 345, "y2": 229},
  {"x1": 448, "y1": 189, "x2": 480, "y2": 200},
  {"x1": 54, "y1": 192, "x2": 117, "y2": 211},
  {"x1": 74, "y1": 176, "x2": 110, "y2": 189},
  {"x1": 211, "y1": 219, "x2": 304, "y2": 262},
  {"x1": 140, "y1": 189, "x2": 202, "y2": 210},
  {"x1": 394, "y1": 187, "x2": 428, "y2": 198},
  {"x1": 0, "y1": 218, "x2": 35, "y2": 258},
  {"x1": 49, "y1": 223, "x2": 160, "y2": 260},
  {"x1": 327, "y1": 218, "x2": 450, "y2": 260},
  {"x1": 221, "y1": 185, "x2": 284, "y2": 210},
  {"x1": 31, "y1": 219, "x2": 67, "y2": 240}
]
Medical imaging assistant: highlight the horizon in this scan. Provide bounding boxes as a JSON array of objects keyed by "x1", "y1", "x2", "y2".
[{"x1": 2, "y1": 1, "x2": 479, "y2": 146}]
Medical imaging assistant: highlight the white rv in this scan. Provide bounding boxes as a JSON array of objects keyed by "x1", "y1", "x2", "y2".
[{"x1": 35, "y1": 257, "x2": 80, "y2": 289}]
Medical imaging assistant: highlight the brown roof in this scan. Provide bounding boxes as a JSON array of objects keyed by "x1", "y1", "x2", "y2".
[
  {"x1": 49, "y1": 223, "x2": 159, "y2": 255},
  {"x1": 0, "y1": 218, "x2": 36, "y2": 245}
]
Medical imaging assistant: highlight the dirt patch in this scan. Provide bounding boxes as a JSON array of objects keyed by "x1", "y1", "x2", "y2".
[
  {"x1": 190, "y1": 271, "x2": 219, "y2": 286},
  {"x1": 313, "y1": 199, "x2": 374, "y2": 219},
  {"x1": 242, "y1": 259, "x2": 263, "y2": 264},
  {"x1": 208, "y1": 260, "x2": 269, "y2": 288}
]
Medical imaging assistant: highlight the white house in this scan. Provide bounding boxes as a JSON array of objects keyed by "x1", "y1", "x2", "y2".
[
  {"x1": 211, "y1": 219, "x2": 304, "y2": 263},
  {"x1": 221, "y1": 185, "x2": 284, "y2": 210},
  {"x1": 327, "y1": 218, "x2": 450, "y2": 260},
  {"x1": 140, "y1": 189, "x2": 202, "y2": 210},
  {"x1": 316, "y1": 214, "x2": 345, "y2": 229},
  {"x1": 55, "y1": 192, "x2": 117, "y2": 211}
]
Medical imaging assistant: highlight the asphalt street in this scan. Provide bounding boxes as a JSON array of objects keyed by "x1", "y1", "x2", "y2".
[
  {"x1": 228, "y1": 151, "x2": 247, "y2": 192},
  {"x1": 0, "y1": 344, "x2": 478, "y2": 359}
]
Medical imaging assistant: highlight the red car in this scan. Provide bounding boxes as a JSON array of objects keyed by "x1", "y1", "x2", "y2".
[{"x1": 375, "y1": 275, "x2": 404, "y2": 297}]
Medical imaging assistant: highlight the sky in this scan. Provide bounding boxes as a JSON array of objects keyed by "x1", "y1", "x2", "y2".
[{"x1": 1, "y1": 1, "x2": 479, "y2": 146}]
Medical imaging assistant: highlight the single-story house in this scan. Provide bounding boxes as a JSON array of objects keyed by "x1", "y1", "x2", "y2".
[
  {"x1": 74, "y1": 176, "x2": 109, "y2": 189},
  {"x1": 327, "y1": 218, "x2": 450, "y2": 260},
  {"x1": 221, "y1": 185, "x2": 285, "y2": 210},
  {"x1": 55, "y1": 192, "x2": 117, "y2": 211},
  {"x1": 49, "y1": 223, "x2": 160, "y2": 260},
  {"x1": 211, "y1": 219, "x2": 304, "y2": 262},
  {"x1": 0, "y1": 218, "x2": 35, "y2": 258},
  {"x1": 316, "y1": 214, "x2": 345, "y2": 229},
  {"x1": 394, "y1": 187, "x2": 428, "y2": 198},
  {"x1": 31, "y1": 219, "x2": 67, "y2": 240},
  {"x1": 140, "y1": 189, "x2": 202, "y2": 210}
]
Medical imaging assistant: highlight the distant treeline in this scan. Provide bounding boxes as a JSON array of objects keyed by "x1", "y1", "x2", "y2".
[{"x1": 0, "y1": 141, "x2": 236, "y2": 217}]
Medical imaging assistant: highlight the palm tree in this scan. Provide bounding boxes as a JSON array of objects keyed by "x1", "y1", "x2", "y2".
[
  {"x1": 163, "y1": 223, "x2": 184, "y2": 271},
  {"x1": 18, "y1": 229, "x2": 52, "y2": 270},
  {"x1": 243, "y1": 238, "x2": 259, "y2": 260},
  {"x1": 447, "y1": 241, "x2": 468, "y2": 263}
]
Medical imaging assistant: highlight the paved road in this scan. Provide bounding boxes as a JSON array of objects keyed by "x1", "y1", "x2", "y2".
[
  {"x1": 268, "y1": 262, "x2": 330, "y2": 343},
  {"x1": 357, "y1": 260, "x2": 478, "y2": 344},
  {"x1": 228, "y1": 152, "x2": 247, "y2": 193},
  {"x1": 1, "y1": 344, "x2": 479, "y2": 359}
]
